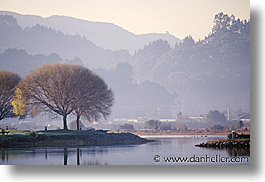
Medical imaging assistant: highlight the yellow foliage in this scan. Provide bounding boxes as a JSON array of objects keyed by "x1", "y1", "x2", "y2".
[{"x1": 12, "y1": 87, "x2": 27, "y2": 118}]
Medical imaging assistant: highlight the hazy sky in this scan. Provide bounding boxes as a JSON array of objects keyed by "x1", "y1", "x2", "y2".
[{"x1": 0, "y1": 0, "x2": 249, "y2": 40}]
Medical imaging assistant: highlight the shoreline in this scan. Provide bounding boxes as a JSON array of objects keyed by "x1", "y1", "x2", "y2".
[
  {"x1": 0, "y1": 130, "x2": 150, "y2": 148},
  {"x1": 133, "y1": 132, "x2": 230, "y2": 136},
  {"x1": 128, "y1": 130, "x2": 250, "y2": 136},
  {"x1": 195, "y1": 138, "x2": 250, "y2": 149}
]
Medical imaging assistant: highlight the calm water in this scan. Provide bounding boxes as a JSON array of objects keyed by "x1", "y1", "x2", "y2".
[{"x1": 0, "y1": 135, "x2": 250, "y2": 165}]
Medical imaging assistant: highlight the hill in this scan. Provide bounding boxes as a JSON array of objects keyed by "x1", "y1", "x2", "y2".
[
  {"x1": 0, "y1": 14, "x2": 126, "y2": 68},
  {"x1": 0, "y1": 48, "x2": 62, "y2": 76},
  {"x1": 128, "y1": 13, "x2": 250, "y2": 114},
  {"x1": 0, "y1": 12, "x2": 250, "y2": 116},
  {"x1": 0, "y1": 10, "x2": 180, "y2": 54}
]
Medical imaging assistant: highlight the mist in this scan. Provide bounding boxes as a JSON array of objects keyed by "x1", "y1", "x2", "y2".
[{"x1": 0, "y1": 12, "x2": 249, "y2": 128}]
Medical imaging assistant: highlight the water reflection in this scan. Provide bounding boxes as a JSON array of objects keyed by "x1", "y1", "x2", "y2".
[
  {"x1": 77, "y1": 148, "x2": 80, "y2": 165},
  {"x1": 226, "y1": 147, "x2": 250, "y2": 157},
  {"x1": 0, "y1": 136, "x2": 250, "y2": 165},
  {"x1": 64, "y1": 148, "x2": 67, "y2": 165},
  {"x1": 199, "y1": 146, "x2": 250, "y2": 157},
  {"x1": 1, "y1": 150, "x2": 8, "y2": 162}
]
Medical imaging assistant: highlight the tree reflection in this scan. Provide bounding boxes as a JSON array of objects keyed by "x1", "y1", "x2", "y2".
[
  {"x1": 226, "y1": 147, "x2": 250, "y2": 157},
  {"x1": 64, "y1": 148, "x2": 68, "y2": 165},
  {"x1": 77, "y1": 148, "x2": 80, "y2": 165},
  {"x1": 1, "y1": 145, "x2": 136, "y2": 165},
  {"x1": 62, "y1": 148, "x2": 81, "y2": 165}
]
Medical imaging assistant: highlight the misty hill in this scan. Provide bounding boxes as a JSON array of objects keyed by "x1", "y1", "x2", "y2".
[
  {"x1": 0, "y1": 12, "x2": 250, "y2": 116},
  {"x1": 0, "y1": 15, "x2": 127, "y2": 68},
  {"x1": 0, "y1": 10, "x2": 180, "y2": 54},
  {"x1": 94, "y1": 63, "x2": 175, "y2": 118},
  {"x1": 128, "y1": 13, "x2": 250, "y2": 114},
  {"x1": 130, "y1": 39, "x2": 171, "y2": 83},
  {"x1": 0, "y1": 48, "x2": 86, "y2": 77},
  {"x1": 0, "y1": 48, "x2": 62, "y2": 77},
  {"x1": 0, "y1": 48, "x2": 175, "y2": 118}
]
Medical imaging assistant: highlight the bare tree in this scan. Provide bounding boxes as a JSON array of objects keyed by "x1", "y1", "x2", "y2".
[
  {"x1": 0, "y1": 71, "x2": 21, "y2": 120},
  {"x1": 70, "y1": 66, "x2": 114, "y2": 130},
  {"x1": 13, "y1": 64, "x2": 84, "y2": 129},
  {"x1": 12, "y1": 64, "x2": 114, "y2": 130}
]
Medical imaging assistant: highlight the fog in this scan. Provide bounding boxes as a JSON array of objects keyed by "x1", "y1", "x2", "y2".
[{"x1": 0, "y1": 12, "x2": 250, "y2": 122}]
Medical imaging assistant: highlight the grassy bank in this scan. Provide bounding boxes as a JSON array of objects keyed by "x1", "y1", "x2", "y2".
[{"x1": 0, "y1": 130, "x2": 149, "y2": 148}]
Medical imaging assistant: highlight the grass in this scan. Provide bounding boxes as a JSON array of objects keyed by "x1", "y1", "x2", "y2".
[
  {"x1": 6, "y1": 130, "x2": 31, "y2": 135},
  {"x1": 0, "y1": 129, "x2": 149, "y2": 148},
  {"x1": 0, "y1": 129, "x2": 88, "y2": 140},
  {"x1": 36, "y1": 129, "x2": 104, "y2": 136},
  {"x1": 0, "y1": 130, "x2": 31, "y2": 140},
  {"x1": 2, "y1": 129, "x2": 95, "y2": 135}
]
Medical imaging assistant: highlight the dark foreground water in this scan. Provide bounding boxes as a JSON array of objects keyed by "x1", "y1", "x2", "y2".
[{"x1": 0, "y1": 135, "x2": 250, "y2": 165}]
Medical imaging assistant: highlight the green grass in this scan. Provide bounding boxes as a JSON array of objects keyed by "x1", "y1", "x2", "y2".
[
  {"x1": 0, "y1": 130, "x2": 31, "y2": 139},
  {"x1": 8, "y1": 130, "x2": 31, "y2": 135},
  {"x1": 0, "y1": 129, "x2": 91, "y2": 139},
  {"x1": 0, "y1": 129, "x2": 93, "y2": 144}
]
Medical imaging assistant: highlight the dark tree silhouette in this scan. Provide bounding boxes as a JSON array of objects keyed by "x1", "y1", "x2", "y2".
[{"x1": 0, "y1": 70, "x2": 20, "y2": 120}]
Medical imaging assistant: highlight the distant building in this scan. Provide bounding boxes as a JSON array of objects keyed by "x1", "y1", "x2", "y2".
[{"x1": 160, "y1": 119, "x2": 176, "y2": 122}]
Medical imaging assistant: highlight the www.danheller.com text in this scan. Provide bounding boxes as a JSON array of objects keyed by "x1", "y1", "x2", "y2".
[{"x1": 153, "y1": 155, "x2": 249, "y2": 164}]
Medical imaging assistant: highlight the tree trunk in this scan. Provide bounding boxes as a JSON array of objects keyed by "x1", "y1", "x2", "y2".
[
  {"x1": 63, "y1": 114, "x2": 68, "y2": 130},
  {"x1": 76, "y1": 115, "x2": 80, "y2": 131}
]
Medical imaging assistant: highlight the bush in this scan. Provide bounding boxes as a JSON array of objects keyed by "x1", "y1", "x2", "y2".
[
  {"x1": 119, "y1": 123, "x2": 134, "y2": 130},
  {"x1": 29, "y1": 131, "x2": 36, "y2": 137}
]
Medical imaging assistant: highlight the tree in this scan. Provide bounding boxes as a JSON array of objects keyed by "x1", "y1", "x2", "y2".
[
  {"x1": 212, "y1": 12, "x2": 232, "y2": 33},
  {"x1": 178, "y1": 124, "x2": 188, "y2": 131},
  {"x1": 12, "y1": 64, "x2": 114, "y2": 130},
  {"x1": 206, "y1": 110, "x2": 226, "y2": 125},
  {"x1": 119, "y1": 123, "x2": 134, "y2": 130},
  {"x1": 180, "y1": 35, "x2": 195, "y2": 48},
  {"x1": 71, "y1": 66, "x2": 114, "y2": 130},
  {"x1": 144, "y1": 119, "x2": 161, "y2": 130},
  {"x1": 160, "y1": 122, "x2": 171, "y2": 130},
  {"x1": 12, "y1": 87, "x2": 27, "y2": 119},
  {"x1": 0, "y1": 71, "x2": 21, "y2": 120}
]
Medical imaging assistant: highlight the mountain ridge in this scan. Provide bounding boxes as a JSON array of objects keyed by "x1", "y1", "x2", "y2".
[
  {"x1": 0, "y1": 10, "x2": 180, "y2": 53},
  {"x1": 0, "y1": 15, "x2": 127, "y2": 68}
]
